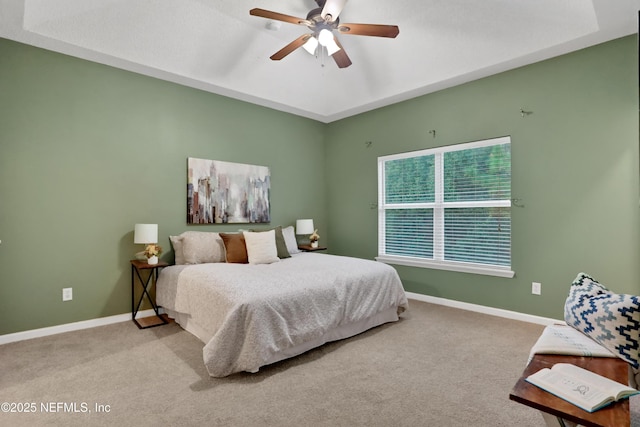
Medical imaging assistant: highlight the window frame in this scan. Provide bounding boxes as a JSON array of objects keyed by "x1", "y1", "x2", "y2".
[{"x1": 376, "y1": 136, "x2": 515, "y2": 278}]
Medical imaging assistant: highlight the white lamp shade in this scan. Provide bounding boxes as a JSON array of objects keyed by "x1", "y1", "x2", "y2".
[
  {"x1": 296, "y1": 219, "x2": 314, "y2": 235},
  {"x1": 317, "y1": 29, "x2": 333, "y2": 47},
  {"x1": 134, "y1": 224, "x2": 158, "y2": 244},
  {"x1": 325, "y1": 39, "x2": 341, "y2": 56},
  {"x1": 303, "y1": 36, "x2": 318, "y2": 55}
]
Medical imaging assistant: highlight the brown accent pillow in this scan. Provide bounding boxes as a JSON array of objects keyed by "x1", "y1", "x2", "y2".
[{"x1": 220, "y1": 233, "x2": 248, "y2": 264}]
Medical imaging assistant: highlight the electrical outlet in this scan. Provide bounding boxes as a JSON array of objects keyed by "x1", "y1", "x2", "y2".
[
  {"x1": 532, "y1": 282, "x2": 541, "y2": 295},
  {"x1": 62, "y1": 287, "x2": 73, "y2": 301}
]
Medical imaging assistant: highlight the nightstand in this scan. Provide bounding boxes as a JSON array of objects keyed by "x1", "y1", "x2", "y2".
[
  {"x1": 130, "y1": 259, "x2": 169, "y2": 329},
  {"x1": 298, "y1": 244, "x2": 327, "y2": 252}
]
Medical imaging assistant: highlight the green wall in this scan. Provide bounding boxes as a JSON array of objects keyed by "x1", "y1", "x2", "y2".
[
  {"x1": 325, "y1": 35, "x2": 639, "y2": 319},
  {"x1": 0, "y1": 35, "x2": 638, "y2": 335},
  {"x1": 0, "y1": 38, "x2": 326, "y2": 335}
]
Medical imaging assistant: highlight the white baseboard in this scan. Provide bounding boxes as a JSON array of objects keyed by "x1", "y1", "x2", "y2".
[
  {"x1": 406, "y1": 292, "x2": 561, "y2": 326},
  {"x1": 1, "y1": 295, "x2": 558, "y2": 346},
  {"x1": 0, "y1": 309, "x2": 160, "y2": 346}
]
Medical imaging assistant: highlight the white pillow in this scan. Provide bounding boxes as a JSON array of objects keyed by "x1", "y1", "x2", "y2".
[
  {"x1": 243, "y1": 230, "x2": 279, "y2": 264},
  {"x1": 282, "y1": 225, "x2": 301, "y2": 254},
  {"x1": 181, "y1": 231, "x2": 226, "y2": 264}
]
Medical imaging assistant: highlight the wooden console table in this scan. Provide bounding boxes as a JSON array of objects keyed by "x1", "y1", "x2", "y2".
[{"x1": 509, "y1": 354, "x2": 630, "y2": 427}]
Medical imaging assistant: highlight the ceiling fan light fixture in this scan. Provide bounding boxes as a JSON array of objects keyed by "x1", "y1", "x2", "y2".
[
  {"x1": 250, "y1": 2, "x2": 398, "y2": 68},
  {"x1": 317, "y1": 29, "x2": 333, "y2": 46},
  {"x1": 302, "y1": 36, "x2": 319, "y2": 55},
  {"x1": 316, "y1": 28, "x2": 341, "y2": 56},
  {"x1": 325, "y1": 39, "x2": 341, "y2": 56}
]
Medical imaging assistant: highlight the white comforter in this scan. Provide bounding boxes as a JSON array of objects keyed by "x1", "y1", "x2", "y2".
[{"x1": 157, "y1": 253, "x2": 408, "y2": 377}]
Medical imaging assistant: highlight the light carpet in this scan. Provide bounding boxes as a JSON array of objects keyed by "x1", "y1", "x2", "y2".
[{"x1": 2, "y1": 300, "x2": 638, "y2": 426}]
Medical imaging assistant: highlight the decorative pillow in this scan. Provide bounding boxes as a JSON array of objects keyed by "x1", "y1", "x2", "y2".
[
  {"x1": 220, "y1": 233, "x2": 249, "y2": 264},
  {"x1": 169, "y1": 235, "x2": 185, "y2": 265},
  {"x1": 243, "y1": 231, "x2": 280, "y2": 265},
  {"x1": 564, "y1": 272, "x2": 640, "y2": 368},
  {"x1": 250, "y1": 226, "x2": 290, "y2": 259},
  {"x1": 282, "y1": 225, "x2": 301, "y2": 254},
  {"x1": 181, "y1": 231, "x2": 226, "y2": 264}
]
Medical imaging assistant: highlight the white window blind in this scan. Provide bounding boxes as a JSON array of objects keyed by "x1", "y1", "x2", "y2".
[{"x1": 377, "y1": 136, "x2": 514, "y2": 278}]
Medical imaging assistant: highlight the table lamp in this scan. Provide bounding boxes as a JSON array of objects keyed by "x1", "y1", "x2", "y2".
[
  {"x1": 296, "y1": 219, "x2": 319, "y2": 248},
  {"x1": 134, "y1": 223, "x2": 159, "y2": 264}
]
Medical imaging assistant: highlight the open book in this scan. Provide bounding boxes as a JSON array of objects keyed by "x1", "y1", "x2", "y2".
[{"x1": 526, "y1": 363, "x2": 639, "y2": 413}]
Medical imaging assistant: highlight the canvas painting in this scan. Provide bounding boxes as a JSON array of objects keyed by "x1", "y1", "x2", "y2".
[{"x1": 187, "y1": 157, "x2": 270, "y2": 224}]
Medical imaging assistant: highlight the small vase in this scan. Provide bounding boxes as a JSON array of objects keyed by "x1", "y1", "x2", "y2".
[
  {"x1": 311, "y1": 241, "x2": 318, "y2": 248},
  {"x1": 147, "y1": 255, "x2": 158, "y2": 265}
]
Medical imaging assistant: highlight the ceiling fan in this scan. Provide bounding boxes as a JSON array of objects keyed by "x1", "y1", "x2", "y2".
[{"x1": 250, "y1": 0, "x2": 399, "y2": 69}]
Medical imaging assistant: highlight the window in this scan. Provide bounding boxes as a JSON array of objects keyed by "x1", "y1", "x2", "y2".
[{"x1": 377, "y1": 136, "x2": 514, "y2": 278}]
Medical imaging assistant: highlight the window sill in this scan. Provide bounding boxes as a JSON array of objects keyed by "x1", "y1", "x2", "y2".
[{"x1": 375, "y1": 255, "x2": 515, "y2": 278}]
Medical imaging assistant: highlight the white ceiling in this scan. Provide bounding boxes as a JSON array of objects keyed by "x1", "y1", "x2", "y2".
[{"x1": 1, "y1": 0, "x2": 639, "y2": 123}]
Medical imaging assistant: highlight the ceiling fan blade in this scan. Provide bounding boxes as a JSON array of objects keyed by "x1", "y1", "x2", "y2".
[
  {"x1": 250, "y1": 8, "x2": 310, "y2": 26},
  {"x1": 321, "y1": 0, "x2": 348, "y2": 22},
  {"x1": 331, "y1": 37, "x2": 352, "y2": 68},
  {"x1": 338, "y1": 23, "x2": 399, "y2": 38},
  {"x1": 270, "y1": 34, "x2": 313, "y2": 61}
]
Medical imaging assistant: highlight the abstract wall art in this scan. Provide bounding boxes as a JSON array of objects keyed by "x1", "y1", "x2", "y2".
[{"x1": 187, "y1": 157, "x2": 271, "y2": 224}]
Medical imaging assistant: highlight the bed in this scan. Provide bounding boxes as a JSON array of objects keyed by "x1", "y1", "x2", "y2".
[{"x1": 156, "y1": 251, "x2": 408, "y2": 377}]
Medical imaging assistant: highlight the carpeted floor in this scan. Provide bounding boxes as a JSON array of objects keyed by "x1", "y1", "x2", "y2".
[{"x1": 1, "y1": 300, "x2": 637, "y2": 426}]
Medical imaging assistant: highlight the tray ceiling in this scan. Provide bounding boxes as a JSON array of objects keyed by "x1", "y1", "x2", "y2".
[{"x1": 1, "y1": 0, "x2": 638, "y2": 122}]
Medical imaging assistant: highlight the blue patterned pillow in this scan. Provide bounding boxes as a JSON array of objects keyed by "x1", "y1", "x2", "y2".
[{"x1": 564, "y1": 272, "x2": 640, "y2": 368}]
